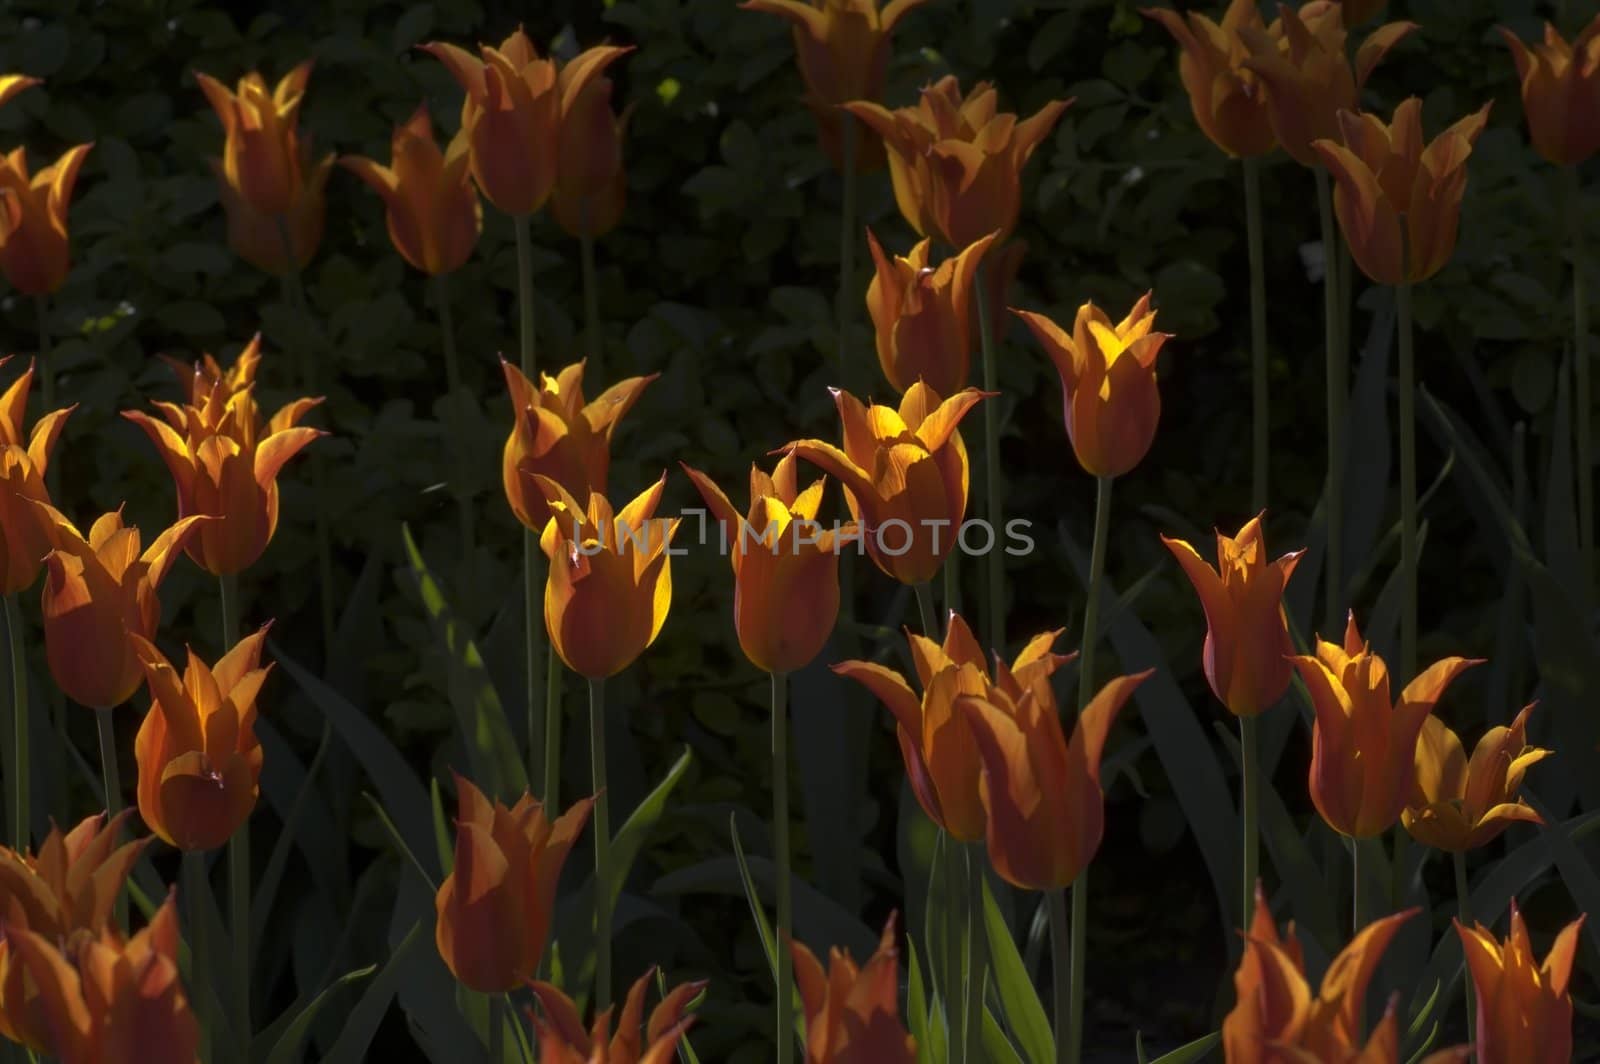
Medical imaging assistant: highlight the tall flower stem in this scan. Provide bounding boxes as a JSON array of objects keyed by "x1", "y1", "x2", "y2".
[
  {"x1": 914, "y1": 581, "x2": 939, "y2": 638},
  {"x1": 183, "y1": 851, "x2": 213, "y2": 1063},
  {"x1": 220, "y1": 572, "x2": 249, "y2": 1042},
  {"x1": 1048, "y1": 887, "x2": 1070, "y2": 1064},
  {"x1": 434, "y1": 272, "x2": 474, "y2": 558},
  {"x1": 961, "y1": 842, "x2": 983, "y2": 1064},
  {"x1": 1566, "y1": 165, "x2": 1593, "y2": 601},
  {"x1": 1316, "y1": 169, "x2": 1346, "y2": 632},
  {"x1": 1239, "y1": 714, "x2": 1259, "y2": 930},
  {"x1": 589, "y1": 676, "x2": 612, "y2": 1012},
  {"x1": 1244, "y1": 157, "x2": 1269, "y2": 511},
  {"x1": 772, "y1": 670, "x2": 793, "y2": 1064},
  {"x1": 580, "y1": 232, "x2": 601, "y2": 377},
  {"x1": 1453, "y1": 850, "x2": 1476, "y2": 1044},
  {"x1": 1351, "y1": 839, "x2": 1362, "y2": 937},
  {"x1": 1396, "y1": 274, "x2": 1417, "y2": 680},
  {"x1": 488, "y1": 994, "x2": 504, "y2": 1063},
  {"x1": 974, "y1": 261, "x2": 1004, "y2": 655},
  {"x1": 543, "y1": 645, "x2": 561, "y2": 808},
  {"x1": 97, "y1": 707, "x2": 125, "y2": 928},
  {"x1": 837, "y1": 114, "x2": 859, "y2": 393},
  {"x1": 514, "y1": 213, "x2": 549, "y2": 799},
  {"x1": 6, "y1": 595, "x2": 26, "y2": 850}
]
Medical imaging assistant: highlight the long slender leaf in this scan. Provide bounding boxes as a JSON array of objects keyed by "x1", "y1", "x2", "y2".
[
  {"x1": 321, "y1": 922, "x2": 425, "y2": 1064},
  {"x1": 258, "y1": 964, "x2": 375, "y2": 1064},
  {"x1": 979, "y1": 1001, "x2": 1024, "y2": 1064},
  {"x1": 979, "y1": 875, "x2": 1052, "y2": 1064},
  {"x1": 1144, "y1": 1031, "x2": 1221, "y2": 1064}
]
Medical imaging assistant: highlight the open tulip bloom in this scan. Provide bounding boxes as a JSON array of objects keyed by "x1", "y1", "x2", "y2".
[
  {"x1": 0, "y1": 357, "x2": 72, "y2": 595},
  {"x1": 1403, "y1": 703, "x2": 1549, "y2": 852},
  {"x1": 528, "y1": 966, "x2": 704, "y2": 1064},
  {"x1": 1455, "y1": 902, "x2": 1586, "y2": 1064}
]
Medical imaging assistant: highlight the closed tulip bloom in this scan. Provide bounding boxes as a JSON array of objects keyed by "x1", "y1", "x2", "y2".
[
  {"x1": 1312, "y1": 99, "x2": 1491, "y2": 286},
  {"x1": 1160, "y1": 515, "x2": 1304, "y2": 718},
  {"x1": 551, "y1": 74, "x2": 630, "y2": 239},
  {"x1": 1014, "y1": 292, "x2": 1171, "y2": 478},
  {"x1": 341, "y1": 105, "x2": 481, "y2": 276},
  {"x1": 534, "y1": 474, "x2": 679, "y2": 680},
  {"x1": 0, "y1": 76, "x2": 38, "y2": 112},
  {"x1": 865, "y1": 229, "x2": 996, "y2": 396},
  {"x1": 959, "y1": 670, "x2": 1151, "y2": 891},
  {"x1": 37, "y1": 509, "x2": 207, "y2": 709},
  {"x1": 0, "y1": 143, "x2": 91, "y2": 296},
  {"x1": 0, "y1": 359, "x2": 71, "y2": 595},
  {"x1": 529, "y1": 967, "x2": 704, "y2": 1064},
  {"x1": 435, "y1": 773, "x2": 593, "y2": 992},
  {"x1": 1455, "y1": 903, "x2": 1585, "y2": 1064},
  {"x1": 682, "y1": 453, "x2": 850, "y2": 674},
  {"x1": 1500, "y1": 17, "x2": 1600, "y2": 166},
  {"x1": 1143, "y1": 0, "x2": 1277, "y2": 158},
  {"x1": 1403, "y1": 703, "x2": 1549, "y2": 852},
  {"x1": 502, "y1": 359, "x2": 656, "y2": 533},
  {"x1": 785, "y1": 383, "x2": 986, "y2": 586},
  {"x1": 195, "y1": 61, "x2": 316, "y2": 217},
  {"x1": 1240, "y1": 3, "x2": 1415, "y2": 167},
  {"x1": 209, "y1": 152, "x2": 331, "y2": 275},
  {"x1": 834, "y1": 613, "x2": 1075, "y2": 842},
  {"x1": 1292, "y1": 613, "x2": 1480, "y2": 839},
  {"x1": 790, "y1": 913, "x2": 916, "y2": 1064},
  {"x1": 844, "y1": 77, "x2": 1069, "y2": 248}
]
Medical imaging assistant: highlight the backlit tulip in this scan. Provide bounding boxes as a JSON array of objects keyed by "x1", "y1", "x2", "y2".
[
  {"x1": 790, "y1": 913, "x2": 916, "y2": 1064},
  {"x1": 0, "y1": 143, "x2": 91, "y2": 296},
  {"x1": 1160, "y1": 514, "x2": 1304, "y2": 718},
  {"x1": 0, "y1": 358, "x2": 71, "y2": 595},
  {"x1": 529, "y1": 967, "x2": 703, "y2": 1064},
  {"x1": 195, "y1": 61, "x2": 316, "y2": 217},
  {"x1": 435, "y1": 773, "x2": 593, "y2": 992},
  {"x1": 785, "y1": 383, "x2": 985, "y2": 586},
  {"x1": 1312, "y1": 99, "x2": 1491, "y2": 286},
  {"x1": 0, "y1": 76, "x2": 38, "y2": 112},
  {"x1": 1292, "y1": 613, "x2": 1479, "y2": 839},
  {"x1": 551, "y1": 73, "x2": 630, "y2": 239},
  {"x1": 6, "y1": 892, "x2": 198, "y2": 1064},
  {"x1": 131, "y1": 627, "x2": 271, "y2": 853},
  {"x1": 1403, "y1": 703, "x2": 1549, "y2": 852},
  {"x1": 1500, "y1": 17, "x2": 1600, "y2": 166},
  {"x1": 1014, "y1": 292, "x2": 1171, "y2": 478},
  {"x1": 422, "y1": 30, "x2": 626, "y2": 216},
  {"x1": 741, "y1": 0, "x2": 929, "y2": 172},
  {"x1": 534, "y1": 474, "x2": 679, "y2": 680},
  {"x1": 341, "y1": 105, "x2": 481, "y2": 275},
  {"x1": 37, "y1": 509, "x2": 206, "y2": 709},
  {"x1": 959, "y1": 670, "x2": 1151, "y2": 891},
  {"x1": 1455, "y1": 903, "x2": 1585, "y2": 1064},
  {"x1": 682, "y1": 452, "x2": 850, "y2": 674},
  {"x1": 1144, "y1": 0, "x2": 1277, "y2": 158},
  {"x1": 834, "y1": 613, "x2": 1075, "y2": 842},
  {"x1": 844, "y1": 77, "x2": 1070, "y2": 248},
  {"x1": 1240, "y1": 3, "x2": 1415, "y2": 167},
  {"x1": 865, "y1": 229, "x2": 996, "y2": 396},
  {"x1": 501, "y1": 359, "x2": 656, "y2": 532}
]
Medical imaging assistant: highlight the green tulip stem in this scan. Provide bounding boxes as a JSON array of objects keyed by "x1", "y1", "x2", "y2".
[
  {"x1": 589, "y1": 675, "x2": 611, "y2": 1012},
  {"x1": 1244, "y1": 156, "x2": 1268, "y2": 511},
  {"x1": 772, "y1": 669, "x2": 794, "y2": 1064},
  {"x1": 975, "y1": 261, "x2": 1005, "y2": 656},
  {"x1": 1048, "y1": 887, "x2": 1071, "y2": 1064},
  {"x1": 434, "y1": 272, "x2": 475, "y2": 558},
  {"x1": 1240, "y1": 713, "x2": 1259, "y2": 931},
  {"x1": 1396, "y1": 273, "x2": 1417, "y2": 681},
  {"x1": 1316, "y1": 168, "x2": 1346, "y2": 633},
  {"x1": 914, "y1": 581, "x2": 939, "y2": 638},
  {"x1": 1567, "y1": 164, "x2": 1593, "y2": 602},
  {"x1": 488, "y1": 993, "x2": 504, "y2": 1063},
  {"x1": 544, "y1": 642, "x2": 561, "y2": 808},
  {"x1": 1453, "y1": 849, "x2": 1476, "y2": 1045},
  {"x1": 183, "y1": 851, "x2": 213, "y2": 1063},
  {"x1": 220, "y1": 572, "x2": 250, "y2": 1042},
  {"x1": 838, "y1": 113, "x2": 859, "y2": 393},
  {"x1": 961, "y1": 842, "x2": 984, "y2": 1064},
  {"x1": 513, "y1": 211, "x2": 549, "y2": 798},
  {"x1": 6, "y1": 595, "x2": 26, "y2": 852},
  {"x1": 96, "y1": 706, "x2": 126, "y2": 929}
]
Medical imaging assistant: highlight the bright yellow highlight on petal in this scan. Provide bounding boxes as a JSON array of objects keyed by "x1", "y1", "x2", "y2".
[{"x1": 1402, "y1": 703, "x2": 1549, "y2": 852}]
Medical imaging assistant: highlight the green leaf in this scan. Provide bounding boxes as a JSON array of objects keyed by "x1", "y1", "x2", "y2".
[
  {"x1": 1142, "y1": 1030, "x2": 1221, "y2": 1064},
  {"x1": 257, "y1": 964, "x2": 375, "y2": 1064},
  {"x1": 1527, "y1": 792, "x2": 1600, "y2": 957},
  {"x1": 727, "y1": 813, "x2": 806, "y2": 1048},
  {"x1": 321, "y1": 923, "x2": 426, "y2": 1064},
  {"x1": 979, "y1": 1004, "x2": 1024, "y2": 1064},
  {"x1": 980, "y1": 876, "x2": 1052, "y2": 1064}
]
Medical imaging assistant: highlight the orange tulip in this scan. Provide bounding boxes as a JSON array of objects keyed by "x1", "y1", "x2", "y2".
[
  {"x1": 682, "y1": 452, "x2": 850, "y2": 674},
  {"x1": 0, "y1": 143, "x2": 91, "y2": 296},
  {"x1": 434, "y1": 773, "x2": 593, "y2": 992},
  {"x1": 1312, "y1": 98, "x2": 1491, "y2": 286},
  {"x1": 534, "y1": 474, "x2": 679, "y2": 680},
  {"x1": 37, "y1": 509, "x2": 206, "y2": 709},
  {"x1": 843, "y1": 76, "x2": 1070, "y2": 248},
  {"x1": 1143, "y1": 0, "x2": 1277, "y2": 158},
  {"x1": 195, "y1": 60, "x2": 317, "y2": 217},
  {"x1": 784, "y1": 383, "x2": 986, "y2": 586},
  {"x1": 959, "y1": 670, "x2": 1151, "y2": 891},
  {"x1": 1455, "y1": 903, "x2": 1586, "y2": 1064},
  {"x1": 1402, "y1": 703, "x2": 1549, "y2": 852},
  {"x1": 163, "y1": 340, "x2": 257, "y2": 409},
  {"x1": 209, "y1": 152, "x2": 332, "y2": 275},
  {"x1": 1291, "y1": 613, "x2": 1480, "y2": 839},
  {"x1": 501, "y1": 359, "x2": 656, "y2": 533},
  {"x1": 551, "y1": 73, "x2": 630, "y2": 239},
  {"x1": 834, "y1": 613, "x2": 1074, "y2": 842},
  {"x1": 0, "y1": 76, "x2": 38, "y2": 112},
  {"x1": 130, "y1": 626, "x2": 271, "y2": 853},
  {"x1": 5, "y1": 892, "x2": 199, "y2": 1064},
  {"x1": 422, "y1": 30, "x2": 627, "y2": 217},
  {"x1": 341, "y1": 105, "x2": 481, "y2": 275},
  {"x1": 790, "y1": 913, "x2": 916, "y2": 1064},
  {"x1": 1500, "y1": 17, "x2": 1600, "y2": 166},
  {"x1": 528, "y1": 967, "x2": 704, "y2": 1064},
  {"x1": 1160, "y1": 514, "x2": 1305, "y2": 718},
  {"x1": 864, "y1": 229, "x2": 997, "y2": 396},
  {"x1": 1013, "y1": 292, "x2": 1171, "y2": 478},
  {"x1": 1239, "y1": 3, "x2": 1415, "y2": 168},
  {"x1": 0, "y1": 358, "x2": 71, "y2": 595}
]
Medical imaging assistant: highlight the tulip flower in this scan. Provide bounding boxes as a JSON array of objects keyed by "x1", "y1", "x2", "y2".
[
  {"x1": 1143, "y1": 0, "x2": 1277, "y2": 158},
  {"x1": 340, "y1": 105, "x2": 481, "y2": 276},
  {"x1": 37, "y1": 508, "x2": 206, "y2": 710},
  {"x1": 843, "y1": 76, "x2": 1070, "y2": 248},
  {"x1": 422, "y1": 30, "x2": 627, "y2": 217},
  {"x1": 1455, "y1": 903, "x2": 1586, "y2": 1064},
  {"x1": 1239, "y1": 3, "x2": 1415, "y2": 168},
  {"x1": 1500, "y1": 17, "x2": 1600, "y2": 166},
  {"x1": 1160, "y1": 515, "x2": 1304, "y2": 718},
  {"x1": 435, "y1": 773, "x2": 593, "y2": 992},
  {"x1": 533, "y1": 474, "x2": 679, "y2": 680},
  {"x1": 784, "y1": 383, "x2": 986, "y2": 586},
  {"x1": 5, "y1": 892, "x2": 199, "y2": 1064},
  {"x1": 0, "y1": 143, "x2": 91, "y2": 296},
  {"x1": 210, "y1": 152, "x2": 332, "y2": 274},
  {"x1": 1013, "y1": 292, "x2": 1171, "y2": 479},
  {"x1": 682, "y1": 453, "x2": 851, "y2": 674},
  {"x1": 1402, "y1": 704, "x2": 1549, "y2": 852},
  {"x1": 789, "y1": 913, "x2": 916, "y2": 1064},
  {"x1": 501, "y1": 359, "x2": 656, "y2": 533},
  {"x1": 528, "y1": 967, "x2": 704, "y2": 1064},
  {"x1": 1291, "y1": 613, "x2": 1480, "y2": 839},
  {"x1": 741, "y1": 0, "x2": 929, "y2": 172},
  {"x1": 0, "y1": 358, "x2": 71, "y2": 595},
  {"x1": 551, "y1": 74, "x2": 630, "y2": 239},
  {"x1": 0, "y1": 76, "x2": 38, "y2": 112},
  {"x1": 1311, "y1": 98, "x2": 1492, "y2": 286},
  {"x1": 864, "y1": 229, "x2": 997, "y2": 396}
]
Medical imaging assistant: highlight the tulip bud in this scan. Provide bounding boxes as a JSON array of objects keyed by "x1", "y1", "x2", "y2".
[
  {"x1": 1456, "y1": 903, "x2": 1586, "y2": 1064},
  {"x1": 789, "y1": 913, "x2": 916, "y2": 1064},
  {"x1": 0, "y1": 143, "x2": 92, "y2": 296},
  {"x1": 1500, "y1": 17, "x2": 1600, "y2": 166},
  {"x1": 864, "y1": 229, "x2": 996, "y2": 397},
  {"x1": 551, "y1": 74, "x2": 630, "y2": 240}
]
